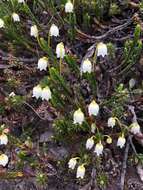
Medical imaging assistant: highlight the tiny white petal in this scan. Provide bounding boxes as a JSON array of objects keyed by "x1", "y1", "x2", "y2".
[
  {"x1": 73, "y1": 108, "x2": 84, "y2": 125},
  {"x1": 9, "y1": 92, "x2": 16, "y2": 97}
]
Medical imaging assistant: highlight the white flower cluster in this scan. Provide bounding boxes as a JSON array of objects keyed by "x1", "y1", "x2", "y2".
[
  {"x1": 32, "y1": 85, "x2": 52, "y2": 101},
  {"x1": 73, "y1": 100, "x2": 99, "y2": 125},
  {"x1": 68, "y1": 158, "x2": 85, "y2": 179}
]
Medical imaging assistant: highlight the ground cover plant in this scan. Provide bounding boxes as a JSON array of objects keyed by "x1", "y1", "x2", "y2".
[{"x1": 0, "y1": 0, "x2": 143, "y2": 189}]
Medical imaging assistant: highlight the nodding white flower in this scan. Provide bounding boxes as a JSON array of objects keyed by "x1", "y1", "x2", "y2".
[
  {"x1": 94, "y1": 142, "x2": 103, "y2": 156},
  {"x1": 130, "y1": 122, "x2": 140, "y2": 135},
  {"x1": 65, "y1": 0, "x2": 74, "y2": 13},
  {"x1": 37, "y1": 57, "x2": 48, "y2": 71},
  {"x1": 0, "y1": 154, "x2": 8, "y2": 167},
  {"x1": 86, "y1": 137, "x2": 94, "y2": 150},
  {"x1": 0, "y1": 134, "x2": 8, "y2": 145},
  {"x1": 97, "y1": 42, "x2": 107, "y2": 57},
  {"x1": 9, "y1": 92, "x2": 16, "y2": 97},
  {"x1": 32, "y1": 85, "x2": 42, "y2": 99},
  {"x1": 18, "y1": 0, "x2": 25, "y2": 3},
  {"x1": 49, "y1": 24, "x2": 59, "y2": 37},
  {"x1": 81, "y1": 59, "x2": 92, "y2": 74},
  {"x1": 107, "y1": 117, "x2": 116, "y2": 128},
  {"x1": 88, "y1": 100, "x2": 99, "y2": 116},
  {"x1": 0, "y1": 18, "x2": 4, "y2": 28},
  {"x1": 129, "y1": 78, "x2": 136, "y2": 89},
  {"x1": 117, "y1": 136, "x2": 126, "y2": 148},
  {"x1": 30, "y1": 25, "x2": 38, "y2": 38},
  {"x1": 73, "y1": 108, "x2": 84, "y2": 125},
  {"x1": 76, "y1": 165, "x2": 85, "y2": 179},
  {"x1": 41, "y1": 86, "x2": 52, "y2": 101},
  {"x1": 56, "y1": 42, "x2": 65, "y2": 59},
  {"x1": 68, "y1": 158, "x2": 77, "y2": 170},
  {"x1": 12, "y1": 13, "x2": 20, "y2": 22}
]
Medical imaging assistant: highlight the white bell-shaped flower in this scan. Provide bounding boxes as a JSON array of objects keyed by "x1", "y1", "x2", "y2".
[
  {"x1": 37, "y1": 57, "x2": 48, "y2": 71},
  {"x1": 12, "y1": 13, "x2": 20, "y2": 22},
  {"x1": 73, "y1": 108, "x2": 84, "y2": 125},
  {"x1": 65, "y1": 0, "x2": 74, "y2": 13},
  {"x1": 0, "y1": 19, "x2": 4, "y2": 28},
  {"x1": 117, "y1": 136, "x2": 126, "y2": 148},
  {"x1": 56, "y1": 42, "x2": 65, "y2": 59},
  {"x1": 97, "y1": 42, "x2": 107, "y2": 57},
  {"x1": 88, "y1": 100, "x2": 99, "y2": 116},
  {"x1": 107, "y1": 117, "x2": 116, "y2": 128},
  {"x1": 0, "y1": 154, "x2": 8, "y2": 167},
  {"x1": 81, "y1": 59, "x2": 92, "y2": 74},
  {"x1": 30, "y1": 25, "x2": 38, "y2": 38},
  {"x1": 32, "y1": 85, "x2": 42, "y2": 99},
  {"x1": 86, "y1": 137, "x2": 94, "y2": 150},
  {"x1": 68, "y1": 158, "x2": 77, "y2": 170},
  {"x1": 41, "y1": 86, "x2": 52, "y2": 101},
  {"x1": 49, "y1": 24, "x2": 59, "y2": 37},
  {"x1": 130, "y1": 122, "x2": 140, "y2": 135},
  {"x1": 0, "y1": 134, "x2": 8, "y2": 145},
  {"x1": 94, "y1": 142, "x2": 103, "y2": 156},
  {"x1": 76, "y1": 165, "x2": 85, "y2": 179}
]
